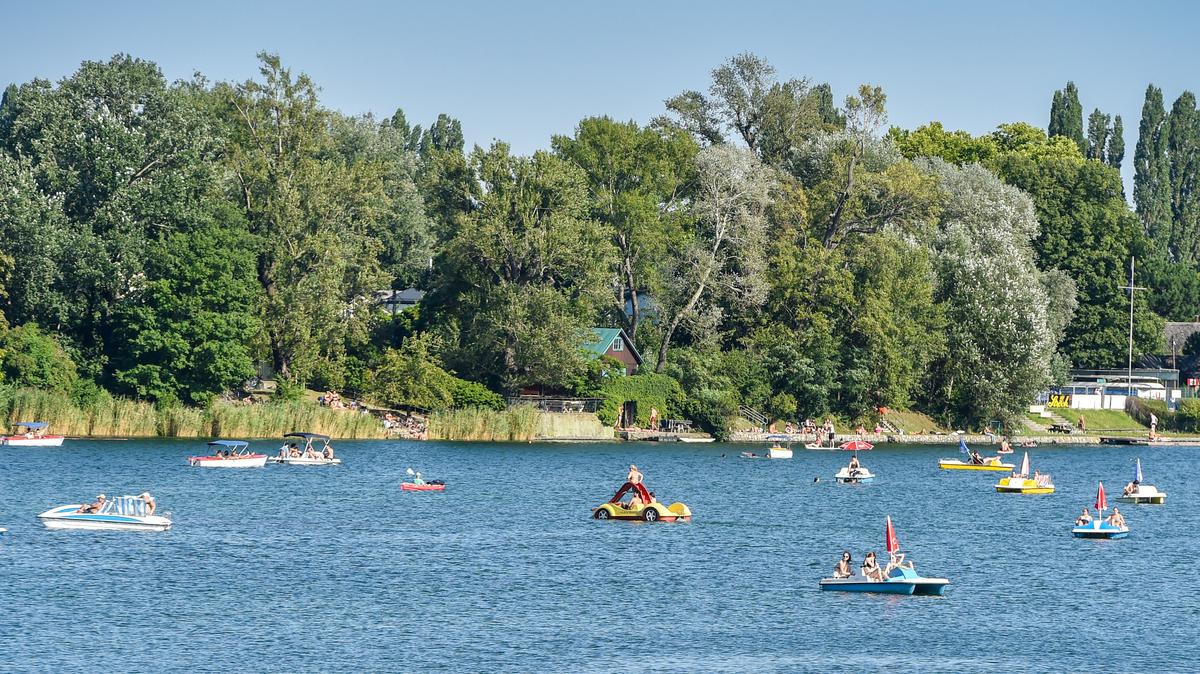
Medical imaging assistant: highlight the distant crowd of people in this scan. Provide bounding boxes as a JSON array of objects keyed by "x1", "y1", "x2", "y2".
[
  {"x1": 384, "y1": 412, "x2": 428, "y2": 440},
  {"x1": 319, "y1": 391, "x2": 362, "y2": 411}
]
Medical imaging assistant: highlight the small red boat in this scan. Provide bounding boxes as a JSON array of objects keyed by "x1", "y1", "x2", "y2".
[{"x1": 401, "y1": 482, "x2": 445, "y2": 491}]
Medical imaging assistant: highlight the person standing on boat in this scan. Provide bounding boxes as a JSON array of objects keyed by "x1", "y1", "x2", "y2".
[
  {"x1": 627, "y1": 464, "x2": 643, "y2": 485},
  {"x1": 139, "y1": 492, "x2": 156, "y2": 516}
]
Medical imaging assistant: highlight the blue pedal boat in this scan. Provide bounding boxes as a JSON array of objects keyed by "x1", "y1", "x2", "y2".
[
  {"x1": 1072, "y1": 481, "x2": 1128, "y2": 539},
  {"x1": 820, "y1": 516, "x2": 950, "y2": 596},
  {"x1": 819, "y1": 575, "x2": 916, "y2": 595}
]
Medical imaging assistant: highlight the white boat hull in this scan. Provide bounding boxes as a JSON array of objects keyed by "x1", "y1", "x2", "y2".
[
  {"x1": 38, "y1": 505, "x2": 171, "y2": 532},
  {"x1": 678, "y1": 437, "x2": 715, "y2": 443},
  {"x1": 188, "y1": 455, "x2": 267, "y2": 468},
  {"x1": 268, "y1": 456, "x2": 342, "y2": 466},
  {"x1": 1116, "y1": 485, "x2": 1166, "y2": 504},
  {"x1": 835, "y1": 467, "x2": 875, "y2": 484},
  {"x1": 767, "y1": 447, "x2": 793, "y2": 459},
  {"x1": 2, "y1": 436, "x2": 65, "y2": 447}
]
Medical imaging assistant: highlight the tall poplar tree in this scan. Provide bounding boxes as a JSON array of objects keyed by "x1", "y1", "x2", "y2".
[
  {"x1": 1135, "y1": 85, "x2": 1172, "y2": 250},
  {"x1": 1107, "y1": 115, "x2": 1124, "y2": 171},
  {"x1": 1167, "y1": 91, "x2": 1200, "y2": 264},
  {"x1": 1087, "y1": 108, "x2": 1110, "y2": 161},
  {"x1": 1048, "y1": 82, "x2": 1086, "y2": 154}
]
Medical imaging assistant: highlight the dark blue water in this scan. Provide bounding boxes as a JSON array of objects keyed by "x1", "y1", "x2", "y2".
[{"x1": 2, "y1": 439, "x2": 1196, "y2": 673}]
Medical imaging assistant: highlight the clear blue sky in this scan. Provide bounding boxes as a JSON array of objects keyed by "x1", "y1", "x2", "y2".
[{"x1": 3, "y1": 1, "x2": 1198, "y2": 189}]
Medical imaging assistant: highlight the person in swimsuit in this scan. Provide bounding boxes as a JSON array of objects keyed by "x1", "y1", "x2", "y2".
[
  {"x1": 1075, "y1": 508, "x2": 1092, "y2": 526},
  {"x1": 833, "y1": 551, "x2": 853, "y2": 578},
  {"x1": 78, "y1": 494, "x2": 106, "y2": 514},
  {"x1": 627, "y1": 464, "x2": 643, "y2": 485},
  {"x1": 861, "y1": 551, "x2": 885, "y2": 581},
  {"x1": 1108, "y1": 507, "x2": 1126, "y2": 528},
  {"x1": 139, "y1": 492, "x2": 156, "y2": 516},
  {"x1": 884, "y1": 551, "x2": 913, "y2": 577}
]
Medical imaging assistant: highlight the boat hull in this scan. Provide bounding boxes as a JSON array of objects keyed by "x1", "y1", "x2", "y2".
[
  {"x1": 938, "y1": 459, "x2": 1013, "y2": 472},
  {"x1": 188, "y1": 455, "x2": 267, "y2": 468},
  {"x1": 835, "y1": 468, "x2": 875, "y2": 484},
  {"x1": 995, "y1": 477, "x2": 1054, "y2": 494},
  {"x1": 401, "y1": 483, "x2": 445, "y2": 491},
  {"x1": 1072, "y1": 522, "x2": 1129, "y2": 539},
  {"x1": 678, "y1": 437, "x2": 714, "y2": 443},
  {"x1": 767, "y1": 447, "x2": 793, "y2": 459},
  {"x1": 267, "y1": 456, "x2": 342, "y2": 466},
  {"x1": 1116, "y1": 485, "x2": 1166, "y2": 504},
  {"x1": 1, "y1": 435, "x2": 65, "y2": 447},
  {"x1": 819, "y1": 577, "x2": 915, "y2": 594},
  {"x1": 37, "y1": 505, "x2": 171, "y2": 532}
]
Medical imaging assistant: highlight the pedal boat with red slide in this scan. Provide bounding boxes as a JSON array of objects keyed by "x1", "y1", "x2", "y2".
[
  {"x1": 592, "y1": 481, "x2": 691, "y2": 522},
  {"x1": 187, "y1": 440, "x2": 267, "y2": 468},
  {"x1": 1, "y1": 421, "x2": 65, "y2": 447}
]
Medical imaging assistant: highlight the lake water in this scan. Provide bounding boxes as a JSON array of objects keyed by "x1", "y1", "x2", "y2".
[{"x1": 2, "y1": 439, "x2": 1197, "y2": 673}]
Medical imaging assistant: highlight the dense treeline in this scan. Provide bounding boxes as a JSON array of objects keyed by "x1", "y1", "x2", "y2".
[{"x1": 0, "y1": 52, "x2": 1191, "y2": 432}]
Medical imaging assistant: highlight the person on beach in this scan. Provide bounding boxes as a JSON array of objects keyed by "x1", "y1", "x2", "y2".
[
  {"x1": 833, "y1": 552, "x2": 853, "y2": 578},
  {"x1": 1149, "y1": 412, "x2": 1158, "y2": 440},
  {"x1": 627, "y1": 464, "x2": 643, "y2": 485}
]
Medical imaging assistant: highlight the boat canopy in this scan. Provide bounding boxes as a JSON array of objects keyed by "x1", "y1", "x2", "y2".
[
  {"x1": 284, "y1": 432, "x2": 331, "y2": 442},
  {"x1": 14, "y1": 421, "x2": 48, "y2": 429},
  {"x1": 766, "y1": 434, "x2": 790, "y2": 441},
  {"x1": 207, "y1": 440, "x2": 249, "y2": 449}
]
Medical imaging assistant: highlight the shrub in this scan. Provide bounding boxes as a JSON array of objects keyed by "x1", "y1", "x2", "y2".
[
  {"x1": 596, "y1": 373, "x2": 685, "y2": 427},
  {"x1": 448, "y1": 378, "x2": 505, "y2": 411},
  {"x1": 682, "y1": 388, "x2": 739, "y2": 441},
  {"x1": 0, "y1": 324, "x2": 78, "y2": 394}
]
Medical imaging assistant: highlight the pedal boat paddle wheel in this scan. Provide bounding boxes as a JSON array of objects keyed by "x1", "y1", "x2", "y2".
[
  {"x1": 820, "y1": 516, "x2": 949, "y2": 595},
  {"x1": 1, "y1": 421, "x2": 65, "y2": 447},
  {"x1": 187, "y1": 440, "x2": 267, "y2": 468},
  {"x1": 593, "y1": 481, "x2": 691, "y2": 522}
]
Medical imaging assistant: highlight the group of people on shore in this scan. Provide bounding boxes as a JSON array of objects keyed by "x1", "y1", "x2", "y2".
[
  {"x1": 832, "y1": 550, "x2": 911, "y2": 582},
  {"x1": 383, "y1": 412, "x2": 428, "y2": 440},
  {"x1": 319, "y1": 391, "x2": 361, "y2": 411}
]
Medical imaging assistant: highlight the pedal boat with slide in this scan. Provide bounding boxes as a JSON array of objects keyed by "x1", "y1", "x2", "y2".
[
  {"x1": 834, "y1": 440, "x2": 875, "y2": 484},
  {"x1": 268, "y1": 432, "x2": 342, "y2": 466},
  {"x1": 1, "y1": 421, "x2": 65, "y2": 447},
  {"x1": 38, "y1": 495, "x2": 171, "y2": 532},
  {"x1": 1116, "y1": 458, "x2": 1166, "y2": 504},
  {"x1": 994, "y1": 452, "x2": 1055, "y2": 494},
  {"x1": 187, "y1": 440, "x2": 267, "y2": 468},
  {"x1": 593, "y1": 481, "x2": 691, "y2": 522},
  {"x1": 820, "y1": 516, "x2": 949, "y2": 596},
  {"x1": 1073, "y1": 482, "x2": 1129, "y2": 539},
  {"x1": 939, "y1": 438, "x2": 1013, "y2": 472}
]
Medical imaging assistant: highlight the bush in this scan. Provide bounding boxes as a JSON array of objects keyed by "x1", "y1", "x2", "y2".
[
  {"x1": 0, "y1": 323, "x2": 78, "y2": 394},
  {"x1": 273, "y1": 377, "x2": 305, "y2": 402},
  {"x1": 448, "y1": 378, "x2": 505, "y2": 411},
  {"x1": 682, "y1": 388, "x2": 739, "y2": 441},
  {"x1": 596, "y1": 373, "x2": 685, "y2": 427}
]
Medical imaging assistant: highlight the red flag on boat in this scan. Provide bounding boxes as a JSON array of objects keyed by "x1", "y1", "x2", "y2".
[
  {"x1": 839, "y1": 440, "x2": 873, "y2": 451},
  {"x1": 885, "y1": 515, "x2": 900, "y2": 554},
  {"x1": 1095, "y1": 481, "x2": 1107, "y2": 512}
]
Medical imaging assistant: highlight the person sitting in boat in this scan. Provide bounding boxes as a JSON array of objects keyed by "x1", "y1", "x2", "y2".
[
  {"x1": 627, "y1": 464, "x2": 644, "y2": 485},
  {"x1": 847, "y1": 454, "x2": 861, "y2": 474},
  {"x1": 1108, "y1": 507, "x2": 1126, "y2": 528},
  {"x1": 969, "y1": 450, "x2": 984, "y2": 465},
  {"x1": 1075, "y1": 508, "x2": 1092, "y2": 526},
  {"x1": 628, "y1": 493, "x2": 644, "y2": 510},
  {"x1": 884, "y1": 551, "x2": 914, "y2": 577},
  {"x1": 77, "y1": 494, "x2": 106, "y2": 514},
  {"x1": 412, "y1": 472, "x2": 425, "y2": 486},
  {"x1": 861, "y1": 551, "x2": 885, "y2": 581},
  {"x1": 833, "y1": 551, "x2": 853, "y2": 578},
  {"x1": 323, "y1": 445, "x2": 335, "y2": 460},
  {"x1": 1122, "y1": 480, "x2": 1138, "y2": 496},
  {"x1": 999, "y1": 438, "x2": 1011, "y2": 453},
  {"x1": 139, "y1": 492, "x2": 156, "y2": 516}
]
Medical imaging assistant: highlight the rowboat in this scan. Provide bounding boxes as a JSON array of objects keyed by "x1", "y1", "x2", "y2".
[
  {"x1": 1, "y1": 422, "x2": 65, "y2": 447},
  {"x1": 1072, "y1": 482, "x2": 1128, "y2": 539},
  {"x1": 995, "y1": 452, "x2": 1054, "y2": 494},
  {"x1": 1116, "y1": 458, "x2": 1166, "y2": 504},
  {"x1": 187, "y1": 440, "x2": 267, "y2": 468},
  {"x1": 401, "y1": 482, "x2": 445, "y2": 491}
]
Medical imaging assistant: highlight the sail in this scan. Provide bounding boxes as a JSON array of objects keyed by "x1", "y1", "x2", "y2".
[
  {"x1": 885, "y1": 515, "x2": 900, "y2": 554},
  {"x1": 1095, "y1": 481, "x2": 1107, "y2": 512},
  {"x1": 1020, "y1": 452, "x2": 1030, "y2": 477},
  {"x1": 958, "y1": 437, "x2": 969, "y2": 455},
  {"x1": 1135, "y1": 458, "x2": 1143, "y2": 483}
]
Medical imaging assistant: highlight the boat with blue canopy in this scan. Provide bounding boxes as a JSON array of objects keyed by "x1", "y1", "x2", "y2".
[
  {"x1": 1072, "y1": 481, "x2": 1129, "y2": 539},
  {"x1": 188, "y1": 440, "x2": 267, "y2": 468},
  {"x1": 1116, "y1": 458, "x2": 1166, "y2": 504},
  {"x1": 38, "y1": 493, "x2": 171, "y2": 531},
  {"x1": 269, "y1": 432, "x2": 341, "y2": 465},
  {"x1": 1, "y1": 421, "x2": 65, "y2": 447}
]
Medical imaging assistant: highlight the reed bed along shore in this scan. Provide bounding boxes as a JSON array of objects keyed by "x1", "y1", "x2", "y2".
[
  {"x1": 427, "y1": 405, "x2": 541, "y2": 442},
  {"x1": 0, "y1": 387, "x2": 388, "y2": 439}
]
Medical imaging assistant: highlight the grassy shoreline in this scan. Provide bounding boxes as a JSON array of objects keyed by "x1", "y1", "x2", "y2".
[{"x1": 0, "y1": 387, "x2": 388, "y2": 439}]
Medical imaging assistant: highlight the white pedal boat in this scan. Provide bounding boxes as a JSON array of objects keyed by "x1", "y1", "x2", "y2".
[
  {"x1": 1116, "y1": 459, "x2": 1165, "y2": 504},
  {"x1": 39, "y1": 495, "x2": 171, "y2": 531},
  {"x1": 188, "y1": 440, "x2": 267, "y2": 467},
  {"x1": 1, "y1": 421, "x2": 65, "y2": 446},
  {"x1": 835, "y1": 466, "x2": 875, "y2": 484}
]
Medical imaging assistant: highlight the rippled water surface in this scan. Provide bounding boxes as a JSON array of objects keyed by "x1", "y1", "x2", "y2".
[{"x1": 2, "y1": 439, "x2": 1197, "y2": 672}]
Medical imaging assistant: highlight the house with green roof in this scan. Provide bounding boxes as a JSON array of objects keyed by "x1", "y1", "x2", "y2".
[{"x1": 582, "y1": 327, "x2": 641, "y2": 376}]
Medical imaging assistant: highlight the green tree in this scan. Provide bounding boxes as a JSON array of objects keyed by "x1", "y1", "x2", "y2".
[
  {"x1": 0, "y1": 323, "x2": 78, "y2": 394},
  {"x1": 1167, "y1": 91, "x2": 1200, "y2": 264},
  {"x1": 1048, "y1": 81, "x2": 1085, "y2": 154},
  {"x1": 1087, "y1": 108, "x2": 1111, "y2": 161},
  {"x1": 552, "y1": 116, "x2": 698, "y2": 338},
  {"x1": 1107, "y1": 115, "x2": 1125, "y2": 171},
  {"x1": 366, "y1": 335, "x2": 456, "y2": 411},
  {"x1": 1135, "y1": 85, "x2": 1172, "y2": 251}
]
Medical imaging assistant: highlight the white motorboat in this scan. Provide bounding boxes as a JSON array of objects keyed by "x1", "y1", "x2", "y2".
[
  {"x1": 766, "y1": 434, "x2": 793, "y2": 459},
  {"x1": 1116, "y1": 458, "x2": 1166, "y2": 504},
  {"x1": 268, "y1": 432, "x2": 342, "y2": 465},
  {"x1": 1, "y1": 421, "x2": 65, "y2": 447},
  {"x1": 677, "y1": 436, "x2": 715, "y2": 443},
  {"x1": 38, "y1": 495, "x2": 171, "y2": 532},
  {"x1": 188, "y1": 440, "x2": 267, "y2": 468}
]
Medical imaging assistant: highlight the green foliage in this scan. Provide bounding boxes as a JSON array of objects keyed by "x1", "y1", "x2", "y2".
[
  {"x1": 1135, "y1": 85, "x2": 1172, "y2": 253},
  {"x1": 1048, "y1": 81, "x2": 1086, "y2": 154},
  {"x1": 0, "y1": 324, "x2": 78, "y2": 394},
  {"x1": 428, "y1": 405, "x2": 540, "y2": 441},
  {"x1": 595, "y1": 372, "x2": 685, "y2": 427},
  {"x1": 366, "y1": 335, "x2": 456, "y2": 411},
  {"x1": 681, "y1": 388, "x2": 739, "y2": 441},
  {"x1": 448, "y1": 378, "x2": 505, "y2": 411},
  {"x1": 1167, "y1": 91, "x2": 1200, "y2": 264},
  {"x1": 273, "y1": 378, "x2": 305, "y2": 402}
]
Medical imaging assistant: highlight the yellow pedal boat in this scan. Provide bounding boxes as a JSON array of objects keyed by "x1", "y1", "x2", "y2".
[
  {"x1": 994, "y1": 452, "x2": 1054, "y2": 493},
  {"x1": 939, "y1": 459, "x2": 1014, "y2": 472}
]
